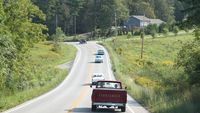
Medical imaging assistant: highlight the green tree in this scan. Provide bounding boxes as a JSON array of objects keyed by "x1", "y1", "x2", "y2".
[
  {"x1": 174, "y1": 0, "x2": 185, "y2": 22},
  {"x1": 0, "y1": 0, "x2": 47, "y2": 90},
  {"x1": 180, "y1": 0, "x2": 200, "y2": 26},
  {"x1": 67, "y1": 0, "x2": 85, "y2": 36},
  {"x1": 4, "y1": 0, "x2": 47, "y2": 52},
  {"x1": 0, "y1": 35, "x2": 16, "y2": 90},
  {"x1": 126, "y1": 0, "x2": 155, "y2": 18},
  {"x1": 51, "y1": 27, "x2": 65, "y2": 53},
  {"x1": 153, "y1": 0, "x2": 175, "y2": 23},
  {"x1": 96, "y1": 0, "x2": 128, "y2": 37},
  {"x1": 52, "y1": 27, "x2": 65, "y2": 42},
  {"x1": 177, "y1": 0, "x2": 200, "y2": 85},
  {"x1": 33, "y1": 0, "x2": 71, "y2": 35}
]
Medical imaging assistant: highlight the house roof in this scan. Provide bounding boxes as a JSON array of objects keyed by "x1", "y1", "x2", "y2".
[
  {"x1": 131, "y1": 15, "x2": 164, "y2": 24},
  {"x1": 131, "y1": 15, "x2": 150, "y2": 22},
  {"x1": 150, "y1": 19, "x2": 164, "y2": 24}
]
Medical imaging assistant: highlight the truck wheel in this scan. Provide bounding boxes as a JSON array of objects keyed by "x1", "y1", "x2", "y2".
[
  {"x1": 91, "y1": 105, "x2": 96, "y2": 111},
  {"x1": 121, "y1": 106, "x2": 126, "y2": 112}
]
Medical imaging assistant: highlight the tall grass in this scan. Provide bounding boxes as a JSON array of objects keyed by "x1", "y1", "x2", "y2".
[
  {"x1": 0, "y1": 42, "x2": 76, "y2": 111},
  {"x1": 102, "y1": 34, "x2": 200, "y2": 113}
]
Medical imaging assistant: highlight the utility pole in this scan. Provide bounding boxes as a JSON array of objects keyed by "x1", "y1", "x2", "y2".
[
  {"x1": 114, "y1": 11, "x2": 117, "y2": 37},
  {"x1": 141, "y1": 15, "x2": 145, "y2": 59},
  {"x1": 94, "y1": 0, "x2": 97, "y2": 39},
  {"x1": 55, "y1": 14, "x2": 58, "y2": 29},
  {"x1": 74, "y1": 15, "x2": 77, "y2": 38}
]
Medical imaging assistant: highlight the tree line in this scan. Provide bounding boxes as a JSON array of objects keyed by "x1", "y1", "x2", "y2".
[{"x1": 31, "y1": 0, "x2": 186, "y2": 36}]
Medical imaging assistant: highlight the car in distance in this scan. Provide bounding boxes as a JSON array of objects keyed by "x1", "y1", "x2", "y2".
[
  {"x1": 91, "y1": 80, "x2": 127, "y2": 112},
  {"x1": 97, "y1": 49, "x2": 104, "y2": 55},
  {"x1": 79, "y1": 39, "x2": 87, "y2": 44},
  {"x1": 95, "y1": 55, "x2": 103, "y2": 63},
  {"x1": 91, "y1": 73, "x2": 105, "y2": 85}
]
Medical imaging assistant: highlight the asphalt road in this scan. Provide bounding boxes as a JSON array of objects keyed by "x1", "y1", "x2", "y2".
[{"x1": 3, "y1": 42, "x2": 149, "y2": 113}]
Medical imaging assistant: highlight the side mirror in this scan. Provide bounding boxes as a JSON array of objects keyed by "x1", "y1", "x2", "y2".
[{"x1": 90, "y1": 84, "x2": 92, "y2": 88}]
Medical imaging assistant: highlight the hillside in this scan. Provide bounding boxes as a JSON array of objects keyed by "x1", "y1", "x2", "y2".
[{"x1": 103, "y1": 34, "x2": 200, "y2": 113}]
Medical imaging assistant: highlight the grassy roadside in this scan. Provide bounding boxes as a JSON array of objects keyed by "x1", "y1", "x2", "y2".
[
  {"x1": 0, "y1": 42, "x2": 76, "y2": 111},
  {"x1": 102, "y1": 34, "x2": 200, "y2": 113}
]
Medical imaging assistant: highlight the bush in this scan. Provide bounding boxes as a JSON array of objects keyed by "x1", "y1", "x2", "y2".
[
  {"x1": 159, "y1": 23, "x2": 168, "y2": 34},
  {"x1": 51, "y1": 27, "x2": 65, "y2": 42},
  {"x1": 177, "y1": 39, "x2": 200, "y2": 85},
  {"x1": 127, "y1": 34, "x2": 132, "y2": 39},
  {"x1": 145, "y1": 24, "x2": 158, "y2": 35},
  {"x1": 163, "y1": 28, "x2": 169, "y2": 36},
  {"x1": 173, "y1": 26, "x2": 179, "y2": 36},
  {"x1": 51, "y1": 43, "x2": 61, "y2": 53},
  {"x1": 194, "y1": 28, "x2": 200, "y2": 40},
  {"x1": 184, "y1": 28, "x2": 189, "y2": 33},
  {"x1": 150, "y1": 31, "x2": 157, "y2": 38},
  {"x1": 134, "y1": 30, "x2": 141, "y2": 36},
  {"x1": 50, "y1": 27, "x2": 66, "y2": 52}
]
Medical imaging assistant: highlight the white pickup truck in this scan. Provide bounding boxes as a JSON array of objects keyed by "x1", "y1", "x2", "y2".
[{"x1": 91, "y1": 73, "x2": 105, "y2": 85}]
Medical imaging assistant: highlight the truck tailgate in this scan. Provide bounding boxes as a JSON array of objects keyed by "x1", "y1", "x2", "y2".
[{"x1": 92, "y1": 89, "x2": 127, "y2": 103}]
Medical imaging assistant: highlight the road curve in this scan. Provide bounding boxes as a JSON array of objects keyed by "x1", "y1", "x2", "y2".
[{"x1": 3, "y1": 42, "x2": 149, "y2": 113}]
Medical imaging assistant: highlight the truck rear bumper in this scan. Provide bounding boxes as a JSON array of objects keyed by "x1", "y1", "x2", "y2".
[{"x1": 93, "y1": 102, "x2": 125, "y2": 107}]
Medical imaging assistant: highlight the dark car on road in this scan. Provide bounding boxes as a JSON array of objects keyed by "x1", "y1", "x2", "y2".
[{"x1": 79, "y1": 39, "x2": 87, "y2": 44}]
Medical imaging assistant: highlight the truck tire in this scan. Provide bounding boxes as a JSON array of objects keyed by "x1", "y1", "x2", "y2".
[
  {"x1": 121, "y1": 106, "x2": 126, "y2": 112},
  {"x1": 91, "y1": 105, "x2": 96, "y2": 111}
]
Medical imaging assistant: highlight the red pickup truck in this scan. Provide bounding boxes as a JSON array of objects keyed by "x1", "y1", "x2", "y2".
[{"x1": 91, "y1": 80, "x2": 127, "y2": 112}]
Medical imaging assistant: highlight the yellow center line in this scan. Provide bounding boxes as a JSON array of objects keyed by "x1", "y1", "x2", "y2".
[{"x1": 66, "y1": 50, "x2": 95, "y2": 113}]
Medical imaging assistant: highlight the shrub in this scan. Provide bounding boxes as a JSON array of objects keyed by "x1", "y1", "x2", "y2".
[
  {"x1": 116, "y1": 48, "x2": 123, "y2": 55},
  {"x1": 194, "y1": 28, "x2": 200, "y2": 40},
  {"x1": 163, "y1": 28, "x2": 169, "y2": 36},
  {"x1": 162, "y1": 60, "x2": 174, "y2": 66},
  {"x1": 127, "y1": 34, "x2": 132, "y2": 39},
  {"x1": 150, "y1": 31, "x2": 157, "y2": 38},
  {"x1": 173, "y1": 26, "x2": 179, "y2": 36},
  {"x1": 145, "y1": 24, "x2": 158, "y2": 34},
  {"x1": 51, "y1": 27, "x2": 65, "y2": 42},
  {"x1": 51, "y1": 43, "x2": 61, "y2": 53},
  {"x1": 184, "y1": 28, "x2": 189, "y2": 33},
  {"x1": 50, "y1": 27, "x2": 66, "y2": 52},
  {"x1": 135, "y1": 76, "x2": 160, "y2": 89},
  {"x1": 177, "y1": 39, "x2": 200, "y2": 85},
  {"x1": 159, "y1": 23, "x2": 167, "y2": 33},
  {"x1": 134, "y1": 30, "x2": 141, "y2": 36}
]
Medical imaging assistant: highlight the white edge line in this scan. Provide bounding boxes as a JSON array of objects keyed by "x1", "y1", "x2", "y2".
[
  {"x1": 3, "y1": 42, "x2": 81, "y2": 113},
  {"x1": 127, "y1": 105, "x2": 136, "y2": 113},
  {"x1": 96, "y1": 43, "x2": 135, "y2": 113}
]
